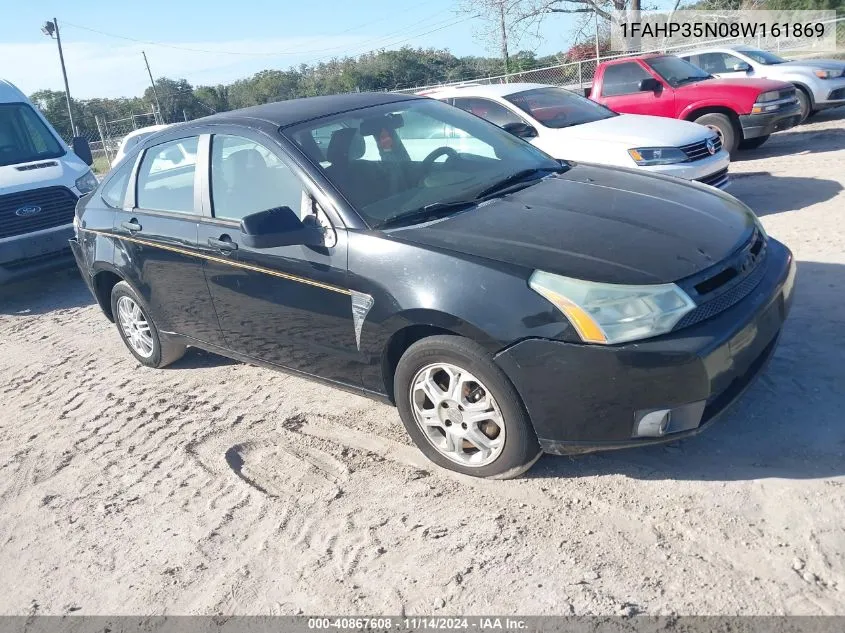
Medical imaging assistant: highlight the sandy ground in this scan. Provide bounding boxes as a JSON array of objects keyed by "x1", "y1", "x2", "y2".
[{"x1": 1, "y1": 111, "x2": 844, "y2": 617}]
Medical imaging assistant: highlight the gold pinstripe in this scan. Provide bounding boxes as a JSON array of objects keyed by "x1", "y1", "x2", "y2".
[{"x1": 85, "y1": 228, "x2": 351, "y2": 295}]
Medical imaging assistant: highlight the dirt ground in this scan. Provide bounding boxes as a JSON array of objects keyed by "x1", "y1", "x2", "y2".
[{"x1": 1, "y1": 111, "x2": 844, "y2": 617}]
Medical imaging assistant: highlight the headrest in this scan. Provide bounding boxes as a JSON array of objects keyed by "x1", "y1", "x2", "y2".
[
  {"x1": 327, "y1": 128, "x2": 365, "y2": 164},
  {"x1": 359, "y1": 113, "x2": 404, "y2": 136}
]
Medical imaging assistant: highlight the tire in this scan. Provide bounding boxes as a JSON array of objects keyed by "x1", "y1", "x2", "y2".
[
  {"x1": 694, "y1": 113, "x2": 738, "y2": 155},
  {"x1": 738, "y1": 135, "x2": 770, "y2": 150},
  {"x1": 110, "y1": 280, "x2": 186, "y2": 368},
  {"x1": 394, "y1": 335, "x2": 541, "y2": 479},
  {"x1": 795, "y1": 88, "x2": 811, "y2": 123}
]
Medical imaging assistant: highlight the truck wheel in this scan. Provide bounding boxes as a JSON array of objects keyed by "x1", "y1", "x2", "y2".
[
  {"x1": 795, "y1": 88, "x2": 811, "y2": 123},
  {"x1": 394, "y1": 335, "x2": 542, "y2": 479},
  {"x1": 694, "y1": 113, "x2": 738, "y2": 155},
  {"x1": 738, "y1": 135, "x2": 770, "y2": 150},
  {"x1": 111, "y1": 281, "x2": 186, "y2": 368}
]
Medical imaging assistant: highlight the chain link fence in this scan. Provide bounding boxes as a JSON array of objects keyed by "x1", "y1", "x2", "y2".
[{"x1": 399, "y1": 15, "x2": 845, "y2": 95}]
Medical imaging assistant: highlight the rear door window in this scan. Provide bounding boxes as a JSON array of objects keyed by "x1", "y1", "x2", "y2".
[
  {"x1": 601, "y1": 62, "x2": 652, "y2": 96},
  {"x1": 136, "y1": 137, "x2": 199, "y2": 214}
]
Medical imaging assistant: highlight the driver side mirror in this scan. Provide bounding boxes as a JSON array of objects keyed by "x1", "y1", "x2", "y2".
[
  {"x1": 240, "y1": 206, "x2": 325, "y2": 249},
  {"x1": 732, "y1": 61, "x2": 752, "y2": 73},
  {"x1": 502, "y1": 121, "x2": 539, "y2": 139},
  {"x1": 638, "y1": 77, "x2": 663, "y2": 93},
  {"x1": 72, "y1": 136, "x2": 93, "y2": 166}
]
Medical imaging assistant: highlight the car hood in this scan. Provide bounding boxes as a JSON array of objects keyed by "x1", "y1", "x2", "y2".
[
  {"x1": 677, "y1": 76, "x2": 790, "y2": 96},
  {"x1": 0, "y1": 153, "x2": 90, "y2": 195},
  {"x1": 387, "y1": 164, "x2": 756, "y2": 286},
  {"x1": 553, "y1": 113, "x2": 712, "y2": 147}
]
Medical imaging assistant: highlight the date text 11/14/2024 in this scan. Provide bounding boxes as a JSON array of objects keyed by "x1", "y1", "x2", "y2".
[{"x1": 307, "y1": 617, "x2": 528, "y2": 631}]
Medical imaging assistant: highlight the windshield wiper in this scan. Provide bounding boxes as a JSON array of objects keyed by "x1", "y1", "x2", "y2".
[
  {"x1": 375, "y1": 199, "x2": 477, "y2": 229},
  {"x1": 675, "y1": 76, "x2": 710, "y2": 85},
  {"x1": 475, "y1": 166, "x2": 566, "y2": 200}
]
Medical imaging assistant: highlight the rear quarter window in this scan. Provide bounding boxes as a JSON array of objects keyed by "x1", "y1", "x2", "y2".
[{"x1": 100, "y1": 159, "x2": 135, "y2": 208}]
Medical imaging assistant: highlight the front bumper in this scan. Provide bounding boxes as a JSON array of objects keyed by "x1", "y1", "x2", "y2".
[
  {"x1": 0, "y1": 224, "x2": 76, "y2": 284},
  {"x1": 641, "y1": 150, "x2": 730, "y2": 189},
  {"x1": 739, "y1": 107, "x2": 801, "y2": 139},
  {"x1": 494, "y1": 239, "x2": 795, "y2": 454}
]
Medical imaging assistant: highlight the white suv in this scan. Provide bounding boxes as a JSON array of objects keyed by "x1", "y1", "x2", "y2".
[{"x1": 419, "y1": 82, "x2": 730, "y2": 189}]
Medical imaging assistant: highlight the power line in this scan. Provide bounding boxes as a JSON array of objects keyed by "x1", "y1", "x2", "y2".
[{"x1": 59, "y1": 8, "x2": 456, "y2": 58}]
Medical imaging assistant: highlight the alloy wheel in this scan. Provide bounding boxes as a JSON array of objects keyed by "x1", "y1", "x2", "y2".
[
  {"x1": 116, "y1": 295, "x2": 154, "y2": 358},
  {"x1": 409, "y1": 362, "x2": 505, "y2": 467}
]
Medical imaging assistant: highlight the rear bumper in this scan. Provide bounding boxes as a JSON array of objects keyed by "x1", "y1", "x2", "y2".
[
  {"x1": 739, "y1": 108, "x2": 801, "y2": 139},
  {"x1": 0, "y1": 224, "x2": 75, "y2": 284},
  {"x1": 494, "y1": 239, "x2": 796, "y2": 453}
]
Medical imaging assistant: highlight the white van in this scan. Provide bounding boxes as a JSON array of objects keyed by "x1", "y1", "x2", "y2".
[{"x1": 1, "y1": 78, "x2": 97, "y2": 284}]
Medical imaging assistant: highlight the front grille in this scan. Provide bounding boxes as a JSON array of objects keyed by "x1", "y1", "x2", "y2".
[
  {"x1": 0, "y1": 187, "x2": 78, "y2": 239},
  {"x1": 675, "y1": 254, "x2": 768, "y2": 329},
  {"x1": 777, "y1": 87, "x2": 796, "y2": 101},
  {"x1": 674, "y1": 229, "x2": 767, "y2": 330},
  {"x1": 697, "y1": 167, "x2": 729, "y2": 189},
  {"x1": 828, "y1": 87, "x2": 845, "y2": 101},
  {"x1": 679, "y1": 136, "x2": 722, "y2": 161}
]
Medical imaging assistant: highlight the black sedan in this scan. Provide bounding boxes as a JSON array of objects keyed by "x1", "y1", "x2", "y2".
[{"x1": 70, "y1": 92, "x2": 796, "y2": 478}]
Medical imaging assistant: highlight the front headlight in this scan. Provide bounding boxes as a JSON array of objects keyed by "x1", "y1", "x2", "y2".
[
  {"x1": 627, "y1": 147, "x2": 688, "y2": 166},
  {"x1": 529, "y1": 271, "x2": 696, "y2": 345},
  {"x1": 756, "y1": 90, "x2": 780, "y2": 102},
  {"x1": 75, "y1": 170, "x2": 98, "y2": 194},
  {"x1": 813, "y1": 69, "x2": 843, "y2": 79}
]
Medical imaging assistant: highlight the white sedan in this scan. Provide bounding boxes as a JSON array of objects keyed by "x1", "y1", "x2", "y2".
[{"x1": 419, "y1": 82, "x2": 730, "y2": 189}]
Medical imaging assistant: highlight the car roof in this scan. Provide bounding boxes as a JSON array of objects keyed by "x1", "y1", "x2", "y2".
[
  {"x1": 123, "y1": 124, "x2": 170, "y2": 141},
  {"x1": 191, "y1": 92, "x2": 423, "y2": 129},
  {"x1": 0, "y1": 78, "x2": 30, "y2": 104},
  {"x1": 678, "y1": 45, "x2": 760, "y2": 56},
  {"x1": 418, "y1": 82, "x2": 553, "y2": 99}
]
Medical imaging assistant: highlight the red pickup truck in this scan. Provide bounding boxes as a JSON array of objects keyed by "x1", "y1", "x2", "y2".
[{"x1": 588, "y1": 54, "x2": 802, "y2": 154}]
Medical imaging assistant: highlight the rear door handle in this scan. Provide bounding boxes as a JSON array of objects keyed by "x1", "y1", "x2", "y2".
[
  {"x1": 208, "y1": 235, "x2": 238, "y2": 253},
  {"x1": 121, "y1": 219, "x2": 142, "y2": 232}
]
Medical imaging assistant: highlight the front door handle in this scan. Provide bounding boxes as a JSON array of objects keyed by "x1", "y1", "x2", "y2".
[
  {"x1": 208, "y1": 235, "x2": 238, "y2": 253},
  {"x1": 121, "y1": 219, "x2": 142, "y2": 232}
]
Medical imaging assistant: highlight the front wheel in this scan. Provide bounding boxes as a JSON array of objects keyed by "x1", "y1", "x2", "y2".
[
  {"x1": 394, "y1": 335, "x2": 541, "y2": 479},
  {"x1": 738, "y1": 135, "x2": 770, "y2": 150},
  {"x1": 694, "y1": 113, "x2": 739, "y2": 155},
  {"x1": 111, "y1": 281, "x2": 186, "y2": 368},
  {"x1": 795, "y1": 88, "x2": 811, "y2": 123}
]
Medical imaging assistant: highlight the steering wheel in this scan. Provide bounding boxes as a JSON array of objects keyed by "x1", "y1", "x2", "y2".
[{"x1": 421, "y1": 146, "x2": 460, "y2": 174}]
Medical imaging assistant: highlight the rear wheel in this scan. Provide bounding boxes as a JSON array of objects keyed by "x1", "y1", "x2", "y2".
[
  {"x1": 694, "y1": 113, "x2": 738, "y2": 155},
  {"x1": 111, "y1": 281, "x2": 185, "y2": 368},
  {"x1": 394, "y1": 335, "x2": 541, "y2": 479},
  {"x1": 738, "y1": 135, "x2": 770, "y2": 150}
]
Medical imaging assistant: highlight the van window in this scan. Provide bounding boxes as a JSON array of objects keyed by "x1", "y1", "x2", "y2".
[
  {"x1": 0, "y1": 104, "x2": 65, "y2": 167},
  {"x1": 136, "y1": 137, "x2": 199, "y2": 214}
]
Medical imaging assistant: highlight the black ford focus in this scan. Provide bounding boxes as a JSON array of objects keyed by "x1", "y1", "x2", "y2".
[{"x1": 70, "y1": 93, "x2": 796, "y2": 478}]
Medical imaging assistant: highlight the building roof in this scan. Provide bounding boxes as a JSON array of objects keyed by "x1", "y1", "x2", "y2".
[{"x1": 198, "y1": 91, "x2": 422, "y2": 128}]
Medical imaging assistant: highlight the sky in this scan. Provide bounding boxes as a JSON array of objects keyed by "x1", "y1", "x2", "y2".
[{"x1": 0, "y1": 0, "x2": 589, "y2": 99}]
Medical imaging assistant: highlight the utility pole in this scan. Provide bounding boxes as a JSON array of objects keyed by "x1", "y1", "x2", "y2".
[
  {"x1": 498, "y1": 1, "x2": 510, "y2": 81},
  {"x1": 42, "y1": 18, "x2": 76, "y2": 137},
  {"x1": 142, "y1": 51, "x2": 164, "y2": 124},
  {"x1": 595, "y1": 10, "x2": 600, "y2": 59}
]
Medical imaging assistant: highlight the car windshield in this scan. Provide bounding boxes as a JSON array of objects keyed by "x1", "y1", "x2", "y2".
[
  {"x1": 504, "y1": 87, "x2": 616, "y2": 129},
  {"x1": 285, "y1": 98, "x2": 564, "y2": 228},
  {"x1": 0, "y1": 103, "x2": 65, "y2": 167},
  {"x1": 737, "y1": 48, "x2": 787, "y2": 65},
  {"x1": 646, "y1": 55, "x2": 712, "y2": 87}
]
